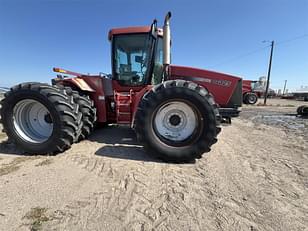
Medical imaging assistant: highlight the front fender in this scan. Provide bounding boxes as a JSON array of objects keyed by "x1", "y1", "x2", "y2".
[
  {"x1": 52, "y1": 78, "x2": 95, "y2": 92},
  {"x1": 65, "y1": 78, "x2": 95, "y2": 92}
]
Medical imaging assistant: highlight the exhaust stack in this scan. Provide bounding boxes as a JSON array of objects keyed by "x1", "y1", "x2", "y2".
[{"x1": 163, "y1": 12, "x2": 171, "y2": 65}]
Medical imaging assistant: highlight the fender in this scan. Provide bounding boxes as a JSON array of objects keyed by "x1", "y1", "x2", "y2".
[
  {"x1": 169, "y1": 65, "x2": 242, "y2": 108},
  {"x1": 61, "y1": 78, "x2": 95, "y2": 92},
  {"x1": 55, "y1": 77, "x2": 109, "y2": 123},
  {"x1": 130, "y1": 85, "x2": 153, "y2": 127},
  {"x1": 52, "y1": 67, "x2": 95, "y2": 92}
]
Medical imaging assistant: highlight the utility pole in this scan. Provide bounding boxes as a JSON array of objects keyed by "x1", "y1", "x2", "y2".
[
  {"x1": 282, "y1": 80, "x2": 287, "y2": 95},
  {"x1": 264, "y1": 40, "x2": 274, "y2": 105}
]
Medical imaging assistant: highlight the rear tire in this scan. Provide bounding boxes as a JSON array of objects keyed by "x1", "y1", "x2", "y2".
[
  {"x1": 134, "y1": 80, "x2": 221, "y2": 163},
  {"x1": 297, "y1": 105, "x2": 305, "y2": 115},
  {"x1": 244, "y1": 92, "x2": 258, "y2": 105},
  {"x1": 0, "y1": 82, "x2": 81, "y2": 154},
  {"x1": 297, "y1": 105, "x2": 308, "y2": 116},
  {"x1": 303, "y1": 106, "x2": 308, "y2": 116}
]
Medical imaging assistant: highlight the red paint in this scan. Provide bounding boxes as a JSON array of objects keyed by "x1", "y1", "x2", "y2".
[
  {"x1": 112, "y1": 81, "x2": 152, "y2": 125},
  {"x1": 56, "y1": 65, "x2": 242, "y2": 125},
  {"x1": 108, "y1": 26, "x2": 163, "y2": 40},
  {"x1": 242, "y1": 80, "x2": 262, "y2": 97},
  {"x1": 78, "y1": 76, "x2": 109, "y2": 123},
  {"x1": 130, "y1": 86, "x2": 153, "y2": 125},
  {"x1": 111, "y1": 80, "x2": 145, "y2": 92},
  {"x1": 56, "y1": 74, "x2": 153, "y2": 125},
  {"x1": 57, "y1": 76, "x2": 109, "y2": 123},
  {"x1": 242, "y1": 80, "x2": 253, "y2": 95},
  {"x1": 169, "y1": 65, "x2": 242, "y2": 107}
]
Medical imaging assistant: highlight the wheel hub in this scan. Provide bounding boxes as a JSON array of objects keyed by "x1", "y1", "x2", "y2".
[
  {"x1": 169, "y1": 114, "x2": 181, "y2": 126},
  {"x1": 44, "y1": 113, "x2": 52, "y2": 124},
  {"x1": 248, "y1": 95, "x2": 256, "y2": 103},
  {"x1": 154, "y1": 101, "x2": 198, "y2": 142},
  {"x1": 13, "y1": 99, "x2": 53, "y2": 143}
]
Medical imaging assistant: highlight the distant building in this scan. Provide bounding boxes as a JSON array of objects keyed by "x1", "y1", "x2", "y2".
[
  {"x1": 278, "y1": 89, "x2": 282, "y2": 95},
  {"x1": 294, "y1": 86, "x2": 308, "y2": 93},
  {"x1": 293, "y1": 86, "x2": 308, "y2": 100},
  {"x1": 251, "y1": 76, "x2": 275, "y2": 97},
  {"x1": 258, "y1": 76, "x2": 267, "y2": 88}
]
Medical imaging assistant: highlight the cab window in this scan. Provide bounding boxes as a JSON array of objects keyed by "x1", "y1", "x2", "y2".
[
  {"x1": 114, "y1": 34, "x2": 153, "y2": 86},
  {"x1": 151, "y1": 37, "x2": 164, "y2": 85}
]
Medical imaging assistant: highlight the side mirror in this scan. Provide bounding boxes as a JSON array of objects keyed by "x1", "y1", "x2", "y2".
[
  {"x1": 135, "y1": 55, "x2": 143, "y2": 63},
  {"x1": 150, "y1": 19, "x2": 158, "y2": 38}
]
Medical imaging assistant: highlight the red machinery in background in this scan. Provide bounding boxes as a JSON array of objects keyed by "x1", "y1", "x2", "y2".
[{"x1": 242, "y1": 80, "x2": 259, "y2": 104}]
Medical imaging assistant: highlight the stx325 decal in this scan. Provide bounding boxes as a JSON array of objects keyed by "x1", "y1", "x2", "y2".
[{"x1": 174, "y1": 76, "x2": 232, "y2": 87}]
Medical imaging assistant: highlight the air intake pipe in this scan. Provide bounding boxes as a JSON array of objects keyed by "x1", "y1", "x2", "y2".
[{"x1": 163, "y1": 12, "x2": 171, "y2": 66}]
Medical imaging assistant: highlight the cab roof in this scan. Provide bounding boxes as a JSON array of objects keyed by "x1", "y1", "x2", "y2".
[{"x1": 108, "y1": 26, "x2": 163, "y2": 40}]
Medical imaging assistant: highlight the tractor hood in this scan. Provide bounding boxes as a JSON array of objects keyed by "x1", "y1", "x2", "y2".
[{"x1": 169, "y1": 65, "x2": 242, "y2": 108}]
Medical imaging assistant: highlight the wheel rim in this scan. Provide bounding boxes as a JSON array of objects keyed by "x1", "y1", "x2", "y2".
[
  {"x1": 153, "y1": 101, "x2": 198, "y2": 142},
  {"x1": 13, "y1": 99, "x2": 53, "y2": 143},
  {"x1": 248, "y1": 95, "x2": 257, "y2": 103}
]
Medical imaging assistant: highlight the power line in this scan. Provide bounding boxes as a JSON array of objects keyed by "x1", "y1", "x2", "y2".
[
  {"x1": 209, "y1": 45, "x2": 270, "y2": 68},
  {"x1": 209, "y1": 33, "x2": 308, "y2": 68},
  {"x1": 276, "y1": 33, "x2": 308, "y2": 45}
]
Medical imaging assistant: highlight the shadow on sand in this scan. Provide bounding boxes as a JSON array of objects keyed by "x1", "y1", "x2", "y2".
[
  {"x1": 0, "y1": 125, "x2": 165, "y2": 163},
  {"x1": 88, "y1": 125, "x2": 163, "y2": 163},
  {"x1": 0, "y1": 139, "x2": 29, "y2": 156}
]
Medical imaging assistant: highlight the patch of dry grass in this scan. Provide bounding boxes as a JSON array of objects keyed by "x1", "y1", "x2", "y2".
[
  {"x1": 0, "y1": 164, "x2": 20, "y2": 176},
  {"x1": 0, "y1": 157, "x2": 38, "y2": 176},
  {"x1": 284, "y1": 104, "x2": 296, "y2": 107},
  {"x1": 256, "y1": 102, "x2": 296, "y2": 107},
  {"x1": 23, "y1": 207, "x2": 49, "y2": 231},
  {"x1": 35, "y1": 159, "x2": 53, "y2": 167},
  {"x1": 0, "y1": 133, "x2": 7, "y2": 139},
  {"x1": 256, "y1": 102, "x2": 268, "y2": 106}
]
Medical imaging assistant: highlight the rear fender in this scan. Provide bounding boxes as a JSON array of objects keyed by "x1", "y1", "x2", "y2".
[
  {"x1": 169, "y1": 65, "x2": 242, "y2": 108},
  {"x1": 131, "y1": 86, "x2": 153, "y2": 127}
]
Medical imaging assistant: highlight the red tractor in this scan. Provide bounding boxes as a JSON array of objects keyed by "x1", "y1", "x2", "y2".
[
  {"x1": 242, "y1": 80, "x2": 259, "y2": 105},
  {"x1": 0, "y1": 12, "x2": 242, "y2": 162}
]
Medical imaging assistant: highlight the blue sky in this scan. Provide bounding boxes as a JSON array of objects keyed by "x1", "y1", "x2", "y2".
[{"x1": 0, "y1": 0, "x2": 307, "y2": 91}]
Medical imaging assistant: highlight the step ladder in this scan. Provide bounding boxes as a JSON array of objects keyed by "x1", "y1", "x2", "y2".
[{"x1": 114, "y1": 91, "x2": 132, "y2": 124}]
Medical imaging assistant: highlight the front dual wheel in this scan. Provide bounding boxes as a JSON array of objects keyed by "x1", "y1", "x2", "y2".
[
  {"x1": 135, "y1": 80, "x2": 221, "y2": 163},
  {"x1": 0, "y1": 83, "x2": 96, "y2": 154}
]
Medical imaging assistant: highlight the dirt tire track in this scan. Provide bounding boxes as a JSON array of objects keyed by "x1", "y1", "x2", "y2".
[
  {"x1": 44, "y1": 116, "x2": 308, "y2": 231},
  {"x1": 1, "y1": 102, "x2": 307, "y2": 231}
]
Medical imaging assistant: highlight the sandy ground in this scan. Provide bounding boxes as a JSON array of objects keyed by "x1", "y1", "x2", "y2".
[{"x1": 0, "y1": 98, "x2": 307, "y2": 231}]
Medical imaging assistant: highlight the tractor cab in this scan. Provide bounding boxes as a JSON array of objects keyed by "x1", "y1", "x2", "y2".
[
  {"x1": 108, "y1": 16, "x2": 170, "y2": 88},
  {"x1": 106, "y1": 15, "x2": 171, "y2": 124},
  {"x1": 111, "y1": 31, "x2": 164, "y2": 86}
]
